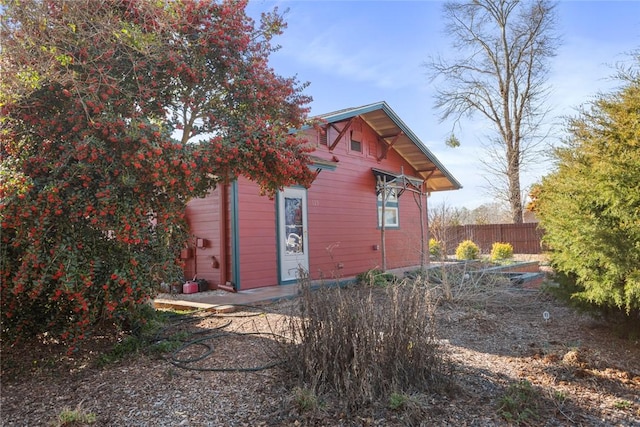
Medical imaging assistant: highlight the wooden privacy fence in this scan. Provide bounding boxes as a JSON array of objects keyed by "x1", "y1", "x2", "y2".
[{"x1": 433, "y1": 223, "x2": 545, "y2": 255}]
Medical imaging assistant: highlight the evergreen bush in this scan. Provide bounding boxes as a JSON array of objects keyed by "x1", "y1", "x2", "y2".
[
  {"x1": 490, "y1": 242, "x2": 514, "y2": 262},
  {"x1": 429, "y1": 238, "x2": 443, "y2": 259},
  {"x1": 536, "y1": 64, "x2": 640, "y2": 317},
  {"x1": 455, "y1": 240, "x2": 480, "y2": 260}
]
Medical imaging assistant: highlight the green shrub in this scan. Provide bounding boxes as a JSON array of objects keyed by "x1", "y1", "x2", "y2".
[
  {"x1": 490, "y1": 242, "x2": 513, "y2": 262},
  {"x1": 292, "y1": 387, "x2": 319, "y2": 413},
  {"x1": 429, "y1": 238, "x2": 442, "y2": 258},
  {"x1": 455, "y1": 240, "x2": 480, "y2": 260},
  {"x1": 536, "y1": 74, "x2": 640, "y2": 315},
  {"x1": 97, "y1": 308, "x2": 191, "y2": 366},
  {"x1": 614, "y1": 400, "x2": 632, "y2": 410},
  {"x1": 387, "y1": 391, "x2": 429, "y2": 425},
  {"x1": 356, "y1": 269, "x2": 395, "y2": 287},
  {"x1": 97, "y1": 335, "x2": 142, "y2": 367},
  {"x1": 497, "y1": 380, "x2": 540, "y2": 424},
  {"x1": 388, "y1": 392, "x2": 410, "y2": 411},
  {"x1": 55, "y1": 405, "x2": 96, "y2": 426}
]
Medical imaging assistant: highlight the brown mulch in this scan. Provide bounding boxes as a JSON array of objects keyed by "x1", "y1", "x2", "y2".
[{"x1": 1, "y1": 285, "x2": 639, "y2": 426}]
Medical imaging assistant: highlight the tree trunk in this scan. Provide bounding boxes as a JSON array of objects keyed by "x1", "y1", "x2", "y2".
[
  {"x1": 427, "y1": 0, "x2": 558, "y2": 225},
  {"x1": 507, "y1": 147, "x2": 523, "y2": 223}
]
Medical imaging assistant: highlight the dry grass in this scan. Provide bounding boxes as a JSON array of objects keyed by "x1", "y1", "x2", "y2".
[
  {"x1": 410, "y1": 261, "x2": 512, "y2": 306},
  {"x1": 279, "y1": 273, "x2": 452, "y2": 411}
]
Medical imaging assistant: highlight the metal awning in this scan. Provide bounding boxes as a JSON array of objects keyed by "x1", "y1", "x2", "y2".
[{"x1": 372, "y1": 167, "x2": 423, "y2": 197}]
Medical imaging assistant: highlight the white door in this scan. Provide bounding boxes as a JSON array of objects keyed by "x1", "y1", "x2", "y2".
[{"x1": 278, "y1": 188, "x2": 309, "y2": 283}]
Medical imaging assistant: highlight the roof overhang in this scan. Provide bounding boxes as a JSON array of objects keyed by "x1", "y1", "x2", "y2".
[{"x1": 318, "y1": 101, "x2": 462, "y2": 193}]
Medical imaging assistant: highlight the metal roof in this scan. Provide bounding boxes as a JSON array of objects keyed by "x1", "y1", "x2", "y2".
[{"x1": 317, "y1": 101, "x2": 462, "y2": 193}]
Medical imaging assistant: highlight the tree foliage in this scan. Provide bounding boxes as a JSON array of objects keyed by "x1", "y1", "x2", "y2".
[
  {"x1": 0, "y1": 0, "x2": 315, "y2": 347},
  {"x1": 537, "y1": 56, "x2": 640, "y2": 315},
  {"x1": 427, "y1": 0, "x2": 558, "y2": 223},
  {"x1": 525, "y1": 182, "x2": 542, "y2": 213}
]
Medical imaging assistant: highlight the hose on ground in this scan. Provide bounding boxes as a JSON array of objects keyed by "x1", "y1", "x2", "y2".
[
  {"x1": 154, "y1": 306, "x2": 289, "y2": 373},
  {"x1": 168, "y1": 331, "x2": 287, "y2": 372}
]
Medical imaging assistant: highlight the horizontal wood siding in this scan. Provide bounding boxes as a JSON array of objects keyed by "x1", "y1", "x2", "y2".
[
  {"x1": 385, "y1": 193, "x2": 426, "y2": 269},
  {"x1": 306, "y1": 118, "x2": 425, "y2": 279},
  {"x1": 185, "y1": 115, "x2": 435, "y2": 289},
  {"x1": 184, "y1": 188, "x2": 222, "y2": 288},
  {"x1": 236, "y1": 177, "x2": 278, "y2": 289}
]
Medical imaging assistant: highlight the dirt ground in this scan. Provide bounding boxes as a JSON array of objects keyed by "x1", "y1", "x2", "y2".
[{"x1": 1, "y1": 278, "x2": 639, "y2": 426}]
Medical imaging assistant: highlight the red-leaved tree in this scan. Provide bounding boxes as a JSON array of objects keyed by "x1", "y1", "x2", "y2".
[{"x1": 0, "y1": 0, "x2": 315, "y2": 348}]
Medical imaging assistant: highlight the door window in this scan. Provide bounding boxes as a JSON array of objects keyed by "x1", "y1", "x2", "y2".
[{"x1": 284, "y1": 196, "x2": 304, "y2": 254}]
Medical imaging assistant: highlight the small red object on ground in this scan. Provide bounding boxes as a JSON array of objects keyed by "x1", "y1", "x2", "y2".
[{"x1": 182, "y1": 281, "x2": 198, "y2": 294}]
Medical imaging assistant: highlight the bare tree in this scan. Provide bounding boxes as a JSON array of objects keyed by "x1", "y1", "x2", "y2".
[
  {"x1": 429, "y1": 201, "x2": 465, "y2": 256},
  {"x1": 468, "y1": 202, "x2": 512, "y2": 224},
  {"x1": 427, "y1": 0, "x2": 559, "y2": 223}
]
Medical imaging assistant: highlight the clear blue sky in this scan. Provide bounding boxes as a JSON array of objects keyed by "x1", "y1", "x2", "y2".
[{"x1": 247, "y1": 0, "x2": 640, "y2": 209}]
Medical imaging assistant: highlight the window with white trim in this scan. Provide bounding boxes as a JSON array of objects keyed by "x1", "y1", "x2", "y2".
[{"x1": 377, "y1": 188, "x2": 399, "y2": 228}]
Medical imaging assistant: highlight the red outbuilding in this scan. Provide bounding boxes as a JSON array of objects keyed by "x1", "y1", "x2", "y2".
[{"x1": 183, "y1": 102, "x2": 461, "y2": 291}]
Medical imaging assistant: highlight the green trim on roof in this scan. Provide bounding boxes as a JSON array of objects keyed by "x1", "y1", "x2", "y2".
[{"x1": 319, "y1": 101, "x2": 462, "y2": 190}]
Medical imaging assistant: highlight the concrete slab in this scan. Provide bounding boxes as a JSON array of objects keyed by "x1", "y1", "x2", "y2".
[
  {"x1": 152, "y1": 266, "x2": 423, "y2": 311},
  {"x1": 153, "y1": 299, "x2": 236, "y2": 313},
  {"x1": 153, "y1": 284, "x2": 300, "y2": 311}
]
